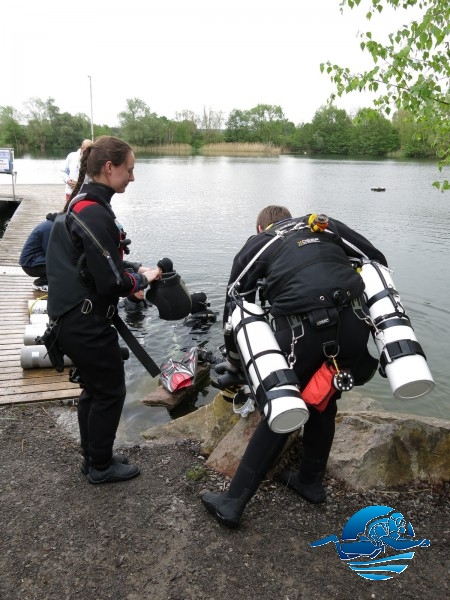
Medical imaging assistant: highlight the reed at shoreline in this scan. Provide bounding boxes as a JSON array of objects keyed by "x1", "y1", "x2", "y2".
[{"x1": 130, "y1": 142, "x2": 282, "y2": 156}]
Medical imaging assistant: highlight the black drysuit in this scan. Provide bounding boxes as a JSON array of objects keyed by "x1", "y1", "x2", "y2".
[
  {"x1": 46, "y1": 182, "x2": 147, "y2": 468},
  {"x1": 222, "y1": 215, "x2": 388, "y2": 494}
]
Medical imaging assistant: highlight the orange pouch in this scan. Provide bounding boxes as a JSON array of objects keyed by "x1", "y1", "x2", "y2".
[{"x1": 301, "y1": 361, "x2": 337, "y2": 413}]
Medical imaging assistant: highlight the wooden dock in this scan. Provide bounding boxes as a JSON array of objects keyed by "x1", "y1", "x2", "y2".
[{"x1": 0, "y1": 184, "x2": 80, "y2": 406}]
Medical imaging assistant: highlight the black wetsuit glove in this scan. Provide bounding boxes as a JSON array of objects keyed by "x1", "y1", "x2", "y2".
[{"x1": 211, "y1": 360, "x2": 246, "y2": 400}]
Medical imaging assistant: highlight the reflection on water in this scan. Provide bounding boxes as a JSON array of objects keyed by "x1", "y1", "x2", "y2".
[{"x1": 6, "y1": 155, "x2": 450, "y2": 443}]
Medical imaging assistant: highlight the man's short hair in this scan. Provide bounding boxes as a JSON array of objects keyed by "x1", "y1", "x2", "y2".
[{"x1": 256, "y1": 205, "x2": 292, "y2": 232}]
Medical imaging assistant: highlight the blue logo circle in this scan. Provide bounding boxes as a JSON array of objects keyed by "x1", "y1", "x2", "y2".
[{"x1": 311, "y1": 505, "x2": 430, "y2": 580}]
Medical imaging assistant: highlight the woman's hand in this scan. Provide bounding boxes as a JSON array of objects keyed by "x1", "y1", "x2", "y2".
[{"x1": 140, "y1": 267, "x2": 162, "y2": 283}]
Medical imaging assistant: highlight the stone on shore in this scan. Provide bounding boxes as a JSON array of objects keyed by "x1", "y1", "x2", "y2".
[
  {"x1": 141, "y1": 392, "x2": 240, "y2": 455},
  {"x1": 141, "y1": 392, "x2": 450, "y2": 489},
  {"x1": 328, "y1": 411, "x2": 450, "y2": 488}
]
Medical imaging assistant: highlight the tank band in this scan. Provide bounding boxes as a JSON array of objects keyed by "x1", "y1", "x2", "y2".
[{"x1": 380, "y1": 339, "x2": 426, "y2": 370}]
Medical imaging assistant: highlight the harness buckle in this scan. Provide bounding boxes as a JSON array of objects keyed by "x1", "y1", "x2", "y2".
[
  {"x1": 81, "y1": 299, "x2": 93, "y2": 314},
  {"x1": 322, "y1": 340, "x2": 340, "y2": 359}
]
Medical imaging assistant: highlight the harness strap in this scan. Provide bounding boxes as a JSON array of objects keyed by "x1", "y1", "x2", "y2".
[
  {"x1": 112, "y1": 313, "x2": 160, "y2": 377},
  {"x1": 69, "y1": 210, "x2": 122, "y2": 286}
]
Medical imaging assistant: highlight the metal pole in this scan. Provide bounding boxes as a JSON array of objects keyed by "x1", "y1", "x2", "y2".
[{"x1": 88, "y1": 75, "x2": 94, "y2": 141}]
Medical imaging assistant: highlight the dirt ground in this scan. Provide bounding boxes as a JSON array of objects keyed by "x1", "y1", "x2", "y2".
[{"x1": 0, "y1": 402, "x2": 448, "y2": 600}]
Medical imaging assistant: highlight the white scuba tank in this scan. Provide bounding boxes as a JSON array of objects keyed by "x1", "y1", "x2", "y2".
[
  {"x1": 28, "y1": 299, "x2": 48, "y2": 314},
  {"x1": 20, "y1": 345, "x2": 73, "y2": 369},
  {"x1": 360, "y1": 261, "x2": 434, "y2": 399},
  {"x1": 29, "y1": 312, "x2": 49, "y2": 325},
  {"x1": 231, "y1": 300, "x2": 309, "y2": 433},
  {"x1": 24, "y1": 323, "x2": 47, "y2": 345}
]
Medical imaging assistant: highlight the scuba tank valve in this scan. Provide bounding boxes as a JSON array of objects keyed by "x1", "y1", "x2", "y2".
[{"x1": 308, "y1": 213, "x2": 329, "y2": 232}]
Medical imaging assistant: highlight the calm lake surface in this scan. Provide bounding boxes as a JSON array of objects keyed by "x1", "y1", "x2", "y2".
[{"x1": 9, "y1": 154, "x2": 450, "y2": 442}]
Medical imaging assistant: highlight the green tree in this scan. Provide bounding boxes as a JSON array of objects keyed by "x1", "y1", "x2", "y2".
[
  {"x1": 321, "y1": 0, "x2": 450, "y2": 188},
  {"x1": 24, "y1": 97, "x2": 60, "y2": 150},
  {"x1": 52, "y1": 112, "x2": 91, "y2": 149},
  {"x1": 173, "y1": 119, "x2": 197, "y2": 144},
  {"x1": 285, "y1": 122, "x2": 315, "y2": 153},
  {"x1": 118, "y1": 98, "x2": 158, "y2": 146},
  {"x1": 247, "y1": 104, "x2": 293, "y2": 145},
  {"x1": 310, "y1": 105, "x2": 353, "y2": 154},
  {"x1": 225, "y1": 109, "x2": 253, "y2": 142},
  {"x1": 225, "y1": 104, "x2": 294, "y2": 145},
  {"x1": 351, "y1": 108, "x2": 400, "y2": 155},
  {"x1": 0, "y1": 106, "x2": 27, "y2": 147},
  {"x1": 392, "y1": 108, "x2": 434, "y2": 157}
]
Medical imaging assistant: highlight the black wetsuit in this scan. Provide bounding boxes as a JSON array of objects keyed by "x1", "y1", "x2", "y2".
[
  {"x1": 46, "y1": 182, "x2": 148, "y2": 468},
  {"x1": 223, "y1": 215, "x2": 388, "y2": 486}
]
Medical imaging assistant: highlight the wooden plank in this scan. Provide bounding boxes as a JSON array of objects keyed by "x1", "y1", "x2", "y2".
[
  {"x1": 0, "y1": 375, "x2": 74, "y2": 387},
  {"x1": 0, "y1": 358, "x2": 22, "y2": 365},
  {"x1": 0, "y1": 185, "x2": 81, "y2": 405},
  {"x1": 0, "y1": 333, "x2": 24, "y2": 350},
  {"x1": 0, "y1": 344, "x2": 23, "y2": 352},
  {"x1": 0, "y1": 368, "x2": 64, "y2": 380},
  {"x1": 0, "y1": 380, "x2": 79, "y2": 394},
  {"x1": 0, "y1": 389, "x2": 79, "y2": 405},
  {"x1": 0, "y1": 359, "x2": 21, "y2": 368}
]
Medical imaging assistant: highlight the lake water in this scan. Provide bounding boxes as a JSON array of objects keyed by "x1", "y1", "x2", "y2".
[{"x1": 6, "y1": 154, "x2": 450, "y2": 442}]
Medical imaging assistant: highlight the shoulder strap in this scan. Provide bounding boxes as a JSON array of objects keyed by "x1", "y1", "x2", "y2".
[
  {"x1": 228, "y1": 219, "x2": 309, "y2": 297},
  {"x1": 66, "y1": 196, "x2": 122, "y2": 286},
  {"x1": 112, "y1": 313, "x2": 160, "y2": 377}
]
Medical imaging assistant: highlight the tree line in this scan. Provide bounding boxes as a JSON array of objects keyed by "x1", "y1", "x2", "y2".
[{"x1": 0, "y1": 96, "x2": 437, "y2": 159}]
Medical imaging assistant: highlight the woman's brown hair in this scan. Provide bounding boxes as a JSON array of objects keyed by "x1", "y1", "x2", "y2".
[{"x1": 66, "y1": 136, "x2": 132, "y2": 209}]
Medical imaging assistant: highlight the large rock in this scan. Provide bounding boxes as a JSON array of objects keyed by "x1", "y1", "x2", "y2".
[
  {"x1": 141, "y1": 392, "x2": 240, "y2": 455},
  {"x1": 205, "y1": 410, "x2": 261, "y2": 478},
  {"x1": 328, "y1": 411, "x2": 450, "y2": 488},
  {"x1": 141, "y1": 392, "x2": 450, "y2": 489}
]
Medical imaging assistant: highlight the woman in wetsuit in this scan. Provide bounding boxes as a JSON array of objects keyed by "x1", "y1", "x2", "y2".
[{"x1": 47, "y1": 136, "x2": 161, "y2": 484}]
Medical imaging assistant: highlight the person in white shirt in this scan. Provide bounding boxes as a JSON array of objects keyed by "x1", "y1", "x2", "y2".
[{"x1": 62, "y1": 139, "x2": 93, "y2": 201}]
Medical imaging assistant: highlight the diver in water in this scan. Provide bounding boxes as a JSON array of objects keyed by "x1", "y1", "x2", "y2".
[
  {"x1": 121, "y1": 290, "x2": 149, "y2": 311},
  {"x1": 183, "y1": 292, "x2": 217, "y2": 332},
  {"x1": 201, "y1": 205, "x2": 388, "y2": 528}
]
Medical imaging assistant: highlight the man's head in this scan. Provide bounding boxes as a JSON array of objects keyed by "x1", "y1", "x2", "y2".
[
  {"x1": 81, "y1": 139, "x2": 93, "y2": 154},
  {"x1": 256, "y1": 205, "x2": 292, "y2": 233}
]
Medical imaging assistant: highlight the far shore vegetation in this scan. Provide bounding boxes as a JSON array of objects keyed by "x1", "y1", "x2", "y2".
[{"x1": 0, "y1": 97, "x2": 439, "y2": 161}]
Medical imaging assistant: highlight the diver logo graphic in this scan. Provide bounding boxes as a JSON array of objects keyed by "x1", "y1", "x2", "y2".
[{"x1": 310, "y1": 505, "x2": 430, "y2": 580}]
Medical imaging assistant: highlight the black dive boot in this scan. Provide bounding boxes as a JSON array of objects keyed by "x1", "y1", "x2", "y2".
[
  {"x1": 278, "y1": 394, "x2": 338, "y2": 503},
  {"x1": 202, "y1": 420, "x2": 289, "y2": 528},
  {"x1": 278, "y1": 457, "x2": 328, "y2": 504},
  {"x1": 80, "y1": 453, "x2": 129, "y2": 475},
  {"x1": 201, "y1": 488, "x2": 255, "y2": 528},
  {"x1": 77, "y1": 389, "x2": 131, "y2": 478}
]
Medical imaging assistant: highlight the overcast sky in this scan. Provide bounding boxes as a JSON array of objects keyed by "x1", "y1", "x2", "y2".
[{"x1": 1, "y1": 0, "x2": 423, "y2": 127}]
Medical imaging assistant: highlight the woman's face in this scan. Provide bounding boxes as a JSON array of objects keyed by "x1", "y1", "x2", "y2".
[{"x1": 104, "y1": 150, "x2": 135, "y2": 193}]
